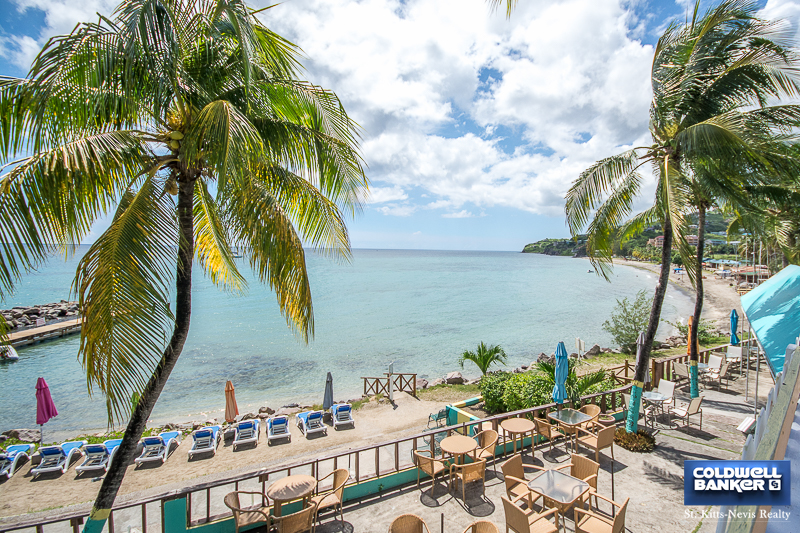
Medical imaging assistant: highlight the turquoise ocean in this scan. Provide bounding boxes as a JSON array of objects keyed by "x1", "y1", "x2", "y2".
[{"x1": 0, "y1": 248, "x2": 693, "y2": 440}]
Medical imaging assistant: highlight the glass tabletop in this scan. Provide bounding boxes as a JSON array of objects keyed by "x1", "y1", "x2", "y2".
[
  {"x1": 527, "y1": 469, "x2": 590, "y2": 504},
  {"x1": 642, "y1": 391, "x2": 667, "y2": 402},
  {"x1": 548, "y1": 408, "x2": 592, "y2": 426},
  {"x1": 697, "y1": 363, "x2": 709, "y2": 370}
]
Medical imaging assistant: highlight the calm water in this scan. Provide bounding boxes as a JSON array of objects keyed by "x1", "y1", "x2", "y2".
[{"x1": 0, "y1": 248, "x2": 692, "y2": 439}]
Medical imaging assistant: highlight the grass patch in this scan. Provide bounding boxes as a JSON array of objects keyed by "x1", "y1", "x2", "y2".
[
  {"x1": 417, "y1": 383, "x2": 480, "y2": 403},
  {"x1": 614, "y1": 427, "x2": 656, "y2": 452}
]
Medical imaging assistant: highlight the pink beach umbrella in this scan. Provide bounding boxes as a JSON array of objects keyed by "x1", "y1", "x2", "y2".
[
  {"x1": 35, "y1": 377, "x2": 58, "y2": 445},
  {"x1": 224, "y1": 380, "x2": 239, "y2": 424}
]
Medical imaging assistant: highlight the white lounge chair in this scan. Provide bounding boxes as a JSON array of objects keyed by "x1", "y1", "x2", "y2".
[
  {"x1": 134, "y1": 431, "x2": 181, "y2": 465},
  {"x1": 296, "y1": 410, "x2": 327, "y2": 438},
  {"x1": 188, "y1": 426, "x2": 221, "y2": 458},
  {"x1": 331, "y1": 404, "x2": 355, "y2": 429},
  {"x1": 0, "y1": 444, "x2": 35, "y2": 479},
  {"x1": 233, "y1": 420, "x2": 259, "y2": 450},
  {"x1": 267, "y1": 416, "x2": 291, "y2": 445},
  {"x1": 76, "y1": 439, "x2": 122, "y2": 475},
  {"x1": 31, "y1": 440, "x2": 87, "y2": 478}
]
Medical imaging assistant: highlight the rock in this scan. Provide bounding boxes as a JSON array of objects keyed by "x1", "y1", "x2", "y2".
[
  {"x1": 585, "y1": 344, "x2": 602, "y2": 357},
  {"x1": 377, "y1": 397, "x2": 388, "y2": 404},
  {"x1": 430, "y1": 378, "x2": 445, "y2": 387},
  {"x1": 416, "y1": 378, "x2": 429, "y2": 389},
  {"x1": 520, "y1": 364, "x2": 529, "y2": 370},
  {"x1": 0, "y1": 435, "x2": 7, "y2": 444},
  {"x1": 2, "y1": 428, "x2": 41, "y2": 442},
  {"x1": 536, "y1": 352, "x2": 552, "y2": 363},
  {"x1": 10, "y1": 310, "x2": 22, "y2": 319},
  {"x1": 258, "y1": 406, "x2": 275, "y2": 415},
  {"x1": 206, "y1": 419, "x2": 217, "y2": 426},
  {"x1": 274, "y1": 407, "x2": 300, "y2": 417},
  {"x1": 601, "y1": 348, "x2": 613, "y2": 353},
  {"x1": 162, "y1": 423, "x2": 178, "y2": 431},
  {"x1": 282, "y1": 403, "x2": 299, "y2": 408},
  {"x1": 513, "y1": 367, "x2": 523, "y2": 373},
  {"x1": 238, "y1": 412, "x2": 257, "y2": 421},
  {"x1": 445, "y1": 371, "x2": 464, "y2": 384},
  {"x1": 22, "y1": 308, "x2": 40, "y2": 316},
  {"x1": 569, "y1": 352, "x2": 579, "y2": 358}
]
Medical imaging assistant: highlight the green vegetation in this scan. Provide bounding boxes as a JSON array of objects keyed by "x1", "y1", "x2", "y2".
[
  {"x1": 522, "y1": 238, "x2": 583, "y2": 256},
  {"x1": 458, "y1": 342, "x2": 508, "y2": 375},
  {"x1": 664, "y1": 319, "x2": 718, "y2": 345},
  {"x1": 614, "y1": 427, "x2": 656, "y2": 452},
  {"x1": 602, "y1": 290, "x2": 652, "y2": 354},
  {"x1": 417, "y1": 383, "x2": 481, "y2": 403}
]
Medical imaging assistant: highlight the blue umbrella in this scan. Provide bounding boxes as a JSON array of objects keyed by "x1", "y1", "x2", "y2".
[
  {"x1": 730, "y1": 309, "x2": 740, "y2": 346},
  {"x1": 552, "y1": 341, "x2": 569, "y2": 407}
]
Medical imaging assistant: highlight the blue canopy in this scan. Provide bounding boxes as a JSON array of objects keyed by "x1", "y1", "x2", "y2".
[
  {"x1": 730, "y1": 309, "x2": 740, "y2": 346},
  {"x1": 741, "y1": 265, "x2": 800, "y2": 375},
  {"x1": 552, "y1": 342, "x2": 568, "y2": 404}
]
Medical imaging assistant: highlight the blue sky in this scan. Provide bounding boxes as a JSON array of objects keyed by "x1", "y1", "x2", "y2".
[{"x1": 1, "y1": 0, "x2": 792, "y2": 251}]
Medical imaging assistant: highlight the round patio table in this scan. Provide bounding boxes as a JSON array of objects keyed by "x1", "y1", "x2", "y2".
[
  {"x1": 500, "y1": 418, "x2": 535, "y2": 456},
  {"x1": 642, "y1": 391, "x2": 669, "y2": 426},
  {"x1": 266, "y1": 474, "x2": 316, "y2": 517},
  {"x1": 440, "y1": 434, "x2": 477, "y2": 464}
]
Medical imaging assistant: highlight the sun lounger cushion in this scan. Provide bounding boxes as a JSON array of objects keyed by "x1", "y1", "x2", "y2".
[
  {"x1": 331, "y1": 404, "x2": 354, "y2": 429},
  {"x1": 31, "y1": 441, "x2": 87, "y2": 478},
  {"x1": 267, "y1": 416, "x2": 291, "y2": 444},
  {"x1": 0, "y1": 444, "x2": 35, "y2": 479},
  {"x1": 296, "y1": 411, "x2": 327, "y2": 437},
  {"x1": 189, "y1": 426, "x2": 221, "y2": 457},
  {"x1": 135, "y1": 432, "x2": 181, "y2": 465},
  {"x1": 233, "y1": 420, "x2": 259, "y2": 450},
  {"x1": 76, "y1": 439, "x2": 122, "y2": 474}
]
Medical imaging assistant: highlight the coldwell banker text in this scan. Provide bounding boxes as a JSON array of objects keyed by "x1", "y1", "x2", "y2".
[{"x1": 684, "y1": 460, "x2": 791, "y2": 506}]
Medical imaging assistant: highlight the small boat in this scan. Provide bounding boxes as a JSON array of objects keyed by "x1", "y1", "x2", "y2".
[
  {"x1": 0, "y1": 344, "x2": 19, "y2": 362},
  {"x1": 587, "y1": 269, "x2": 594, "y2": 273}
]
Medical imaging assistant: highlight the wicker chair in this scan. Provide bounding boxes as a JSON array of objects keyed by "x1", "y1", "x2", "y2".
[
  {"x1": 501, "y1": 494, "x2": 559, "y2": 533},
  {"x1": 310, "y1": 468, "x2": 349, "y2": 525},
  {"x1": 223, "y1": 491, "x2": 271, "y2": 533},
  {"x1": 575, "y1": 495, "x2": 629, "y2": 533},
  {"x1": 413, "y1": 449, "x2": 448, "y2": 495},
  {"x1": 462, "y1": 521, "x2": 500, "y2": 533},
  {"x1": 579, "y1": 404, "x2": 601, "y2": 430},
  {"x1": 473, "y1": 429, "x2": 499, "y2": 471},
  {"x1": 555, "y1": 454, "x2": 599, "y2": 508},
  {"x1": 271, "y1": 502, "x2": 317, "y2": 533},
  {"x1": 389, "y1": 514, "x2": 431, "y2": 533},
  {"x1": 575, "y1": 425, "x2": 615, "y2": 464},
  {"x1": 533, "y1": 418, "x2": 565, "y2": 453},
  {"x1": 500, "y1": 453, "x2": 542, "y2": 507},
  {"x1": 449, "y1": 458, "x2": 487, "y2": 502}
]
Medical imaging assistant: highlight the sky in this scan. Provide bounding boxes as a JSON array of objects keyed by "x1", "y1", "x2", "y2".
[{"x1": 1, "y1": 0, "x2": 798, "y2": 251}]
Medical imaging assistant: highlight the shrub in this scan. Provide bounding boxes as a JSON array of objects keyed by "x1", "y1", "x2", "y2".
[
  {"x1": 602, "y1": 289, "x2": 652, "y2": 353},
  {"x1": 614, "y1": 427, "x2": 656, "y2": 452},
  {"x1": 479, "y1": 372, "x2": 513, "y2": 413},
  {"x1": 664, "y1": 318, "x2": 717, "y2": 345},
  {"x1": 501, "y1": 373, "x2": 553, "y2": 412}
]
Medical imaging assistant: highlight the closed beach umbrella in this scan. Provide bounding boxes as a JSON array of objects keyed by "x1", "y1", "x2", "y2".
[
  {"x1": 323, "y1": 372, "x2": 334, "y2": 411},
  {"x1": 635, "y1": 332, "x2": 650, "y2": 384},
  {"x1": 730, "y1": 309, "x2": 740, "y2": 346},
  {"x1": 224, "y1": 380, "x2": 239, "y2": 423},
  {"x1": 35, "y1": 377, "x2": 58, "y2": 445},
  {"x1": 552, "y1": 342, "x2": 569, "y2": 408}
]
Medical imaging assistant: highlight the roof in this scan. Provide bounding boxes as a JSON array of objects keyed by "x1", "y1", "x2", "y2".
[{"x1": 741, "y1": 265, "x2": 800, "y2": 375}]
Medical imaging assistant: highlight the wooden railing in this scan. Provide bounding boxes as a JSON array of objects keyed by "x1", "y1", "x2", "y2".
[{"x1": 361, "y1": 373, "x2": 416, "y2": 397}]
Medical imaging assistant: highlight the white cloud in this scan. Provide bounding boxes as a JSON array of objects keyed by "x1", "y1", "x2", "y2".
[
  {"x1": 376, "y1": 204, "x2": 416, "y2": 217},
  {"x1": 366, "y1": 186, "x2": 408, "y2": 204},
  {"x1": 442, "y1": 210, "x2": 474, "y2": 218}
]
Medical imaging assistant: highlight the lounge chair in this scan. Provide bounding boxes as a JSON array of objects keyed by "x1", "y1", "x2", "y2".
[
  {"x1": 331, "y1": 403, "x2": 355, "y2": 429},
  {"x1": 670, "y1": 396, "x2": 704, "y2": 429},
  {"x1": 296, "y1": 411, "x2": 327, "y2": 438},
  {"x1": 267, "y1": 416, "x2": 291, "y2": 445},
  {"x1": 134, "y1": 431, "x2": 181, "y2": 465},
  {"x1": 0, "y1": 444, "x2": 35, "y2": 479},
  {"x1": 31, "y1": 440, "x2": 87, "y2": 478},
  {"x1": 188, "y1": 426, "x2": 221, "y2": 458},
  {"x1": 76, "y1": 439, "x2": 122, "y2": 475},
  {"x1": 233, "y1": 420, "x2": 260, "y2": 450},
  {"x1": 427, "y1": 408, "x2": 447, "y2": 429}
]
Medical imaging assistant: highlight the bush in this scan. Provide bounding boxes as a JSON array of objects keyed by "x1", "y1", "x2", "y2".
[
  {"x1": 614, "y1": 427, "x2": 656, "y2": 452},
  {"x1": 602, "y1": 289, "x2": 652, "y2": 353},
  {"x1": 479, "y1": 372, "x2": 513, "y2": 413},
  {"x1": 501, "y1": 373, "x2": 553, "y2": 412},
  {"x1": 664, "y1": 318, "x2": 717, "y2": 345}
]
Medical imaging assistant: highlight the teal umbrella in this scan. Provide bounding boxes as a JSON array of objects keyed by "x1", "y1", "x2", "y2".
[
  {"x1": 552, "y1": 342, "x2": 569, "y2": 408},
  {"x1": 730, "y1": 309, "x2": 740, "y2": 346}
]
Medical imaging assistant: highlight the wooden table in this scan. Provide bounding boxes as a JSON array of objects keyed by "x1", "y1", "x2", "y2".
[
  {"x1": 500, "y1": 418, "x2": 535, "y2": 456},
  {"x1": 266, "y1": 474, "x2": 316, "y2": 516},
  {"x1": 528, "y1": 469, "x2": 590, "y2": 531},
  {"x1": 547, "y1": 409, "x2": 592, "y2": 453},
  {"x1": 440, "y1": 435, "x2": 477, "y2": 464}
]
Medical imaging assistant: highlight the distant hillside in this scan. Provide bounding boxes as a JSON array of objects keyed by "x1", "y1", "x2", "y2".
[{"x1": 522, "y1": 237, "x2": 586, "y2": 256}]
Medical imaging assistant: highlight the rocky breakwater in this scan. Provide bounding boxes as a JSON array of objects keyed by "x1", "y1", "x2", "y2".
[{"x1": 1, "y1": 301, "x2": 80, "y2": 330}]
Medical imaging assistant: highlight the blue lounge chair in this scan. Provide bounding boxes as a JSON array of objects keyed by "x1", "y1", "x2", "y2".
[
  {"x1": 267, "y1": 416, "x2": 291, "y2": 445},
  {"x1": 233, "y1": 420, "x2": 259, "y2": 450},
  {"x1": 188, "y1": 426, "x2": 221, "y2": 458},
  {"x1": 296, "y1": 410, "x2": 327, "y2": 438},
  {"x1": 0, "y1": 444, "x2": 35, "y2": 479},
  {"x1": 134, "y1": 431, "x2": 181, "y2": 465},
  {"x1": 31, "y1": 440, "x2": 87, "y2": 478},
  {"x1": 331, "y1": 404, "x2": 355, "y2": 429},
  {"x1": 76, "y1": 439, "x2": 122, "y2": 475}
]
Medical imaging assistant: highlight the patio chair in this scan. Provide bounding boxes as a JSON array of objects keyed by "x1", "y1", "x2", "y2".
[
  {"x1": 271, "y1": 501, "x2": 317, "y2": 533},
  {"x1": 554, "y1": 454, "x2": 599, "y2": 508},
  {"x1": 427, "y1": 408, "x2": 447, "y2": 429},
  {"x1": 472, "y1": 429, "x2": 498, "y2": 471},
  {"x1": 670, "y1": 396, "x2": 704, "y2": 429},
  {"x1": 707, "y1": 354, "x2": 723, "y2": 372},
  {"x1": 135, "y1": 431, "x2": 181, "y2": 464},
  {"x1": 575, "y1": 494, "x2": 629, "y2": 533},
  {"x1": 462, "y1": 521, "x2": 500, "y2": 533},
  {"x1": 331, "y1": 403, "x2": 355, "y2": 429},
  {"x1": 622, "y1": 393, "x2": 652, "y2": 428},
  {"x1": 501, "y1": 494, "x2": 559, "y2": 533},
  {"x1": 389, "y1": 514, "x2": 431, "y2": 533},
  {"x1": 500, "y1": 453, "x2": 543, "y2": 508},
  {"x1": 233, "y1": 420, "x2": 260, "y2": 450},
  {"x1": 575, "y1": 425, "x2": 615, "y2": 465},
  {"x1": 726, "y1": 345, "x2": 743, "y2": 366},
  {"x1": 31, "y1": 440, "x2": 87, "y2": 478},
  {"x1": 672, "y1": 362, "x2": 690, "y2": 386},
  {"x1": 267, "y1": 416, "x2": 292, "y2": 445},
  {"x1": 76, "y1": 439, "x2": 123, "y2": 474},
  {"x1": 311, "y1": 468, "x2": 349, "y2": 525},
  {"x1": 188, "y1": 426, "x2": 221, "y2": 458},
  {"x1": 296, "y1": 411, "x2": 327, "y2": 438},
  {"x1": 412, "y1": 449, "x2": 448, "y2": 495},
  {"x1": 704, "y1": 362, "x2": 732, "y2": 390},
  {"x1": 579, "y1": 404, "x2": 601, "y2": 430},
  {"x1": 0, "y1": 444, "x2": 35, "y2": 479},
  {"x1": 223, "y1": 491, "x2": 271, "y2": 533},
  {"x1": 533, "y1": 418, "x2": 565, "y2": 453},
  {"x1": 656, "y1": 379, "x2": 676, "y2": 408},
  {"x1": 449, "y1": 458, "x2": 486, "y2": 502}
]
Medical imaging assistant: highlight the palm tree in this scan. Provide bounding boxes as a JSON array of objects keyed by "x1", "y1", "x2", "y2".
[
  {"x1": 534, "y1": 361, "x2": 607, "y2": 403},
  {"x1": 0, "y1": 0, "x2": 367, "y2": 528},
  {"x1": 565, "y1": 0, "x2": 800, "y2": 432},
  {"x1": 459, "y1": 342, "x2": 508, "y2": 375}
]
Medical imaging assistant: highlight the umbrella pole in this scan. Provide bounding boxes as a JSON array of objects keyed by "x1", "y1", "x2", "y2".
[
  {"x1": 40, "y1": 424, "x2": 43, "y2": 446},
  {"x1": 611, "y1": 452, "x2": 615, "y2": 501}
]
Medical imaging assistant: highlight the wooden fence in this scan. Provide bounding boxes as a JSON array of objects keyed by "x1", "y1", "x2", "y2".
[{"x1": 361, "y1": 373, "x2": 417, "y2": 397}]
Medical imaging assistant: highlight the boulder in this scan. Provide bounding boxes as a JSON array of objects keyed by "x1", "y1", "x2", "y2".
[
  {"x1": 282, "y1": 402, "x2": 299, "y2": 409},
  {"x1": 2, "y1": 428, "x2": 41, "y2": 442},
  {"x1": 585, "y1": 344, "x2": 602, "y2": 357},
  {"x1": 258, "y1": 406, "x2": 275, "y2": 415},
  {"x1": 536, "y1": 352, "x2": 551, "y2": 363},
  {"x1": 0, "y1": 435, "x2": 7, "y2": 443},
  {"x1": 519, "y1": 364, "x2": 529, "y2": 371},
  {"x1": 274, "y1": 407, "x2": 300, "y2": 417},
  {"x1": 238, "y1": 412, "x2": 257, "y2": 421},
  {"x1": 430, "y1": 378, "x2": 445, "y2": 387},
  {"x1": 162, "y1": 422, "x2": 178, "y2": 431},
  {"x1": 569, "y1": 352, "x2": 579, "y2": 358},
  {"x1": 22, "y1": 308, "x2": 40, "y2": 316},
  {"x1": 416, "y1": 378, "x2": 429, "y2": 390},
  {"x1": 444, "y1": 371, "x2": 464, "y2": 385}
]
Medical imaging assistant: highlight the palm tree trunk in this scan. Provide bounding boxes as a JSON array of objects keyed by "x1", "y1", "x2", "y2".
[
  {"x1": 84, "y1": 176, "x2": 196, "y2": 533},
  {"x1": 689, "y1": 206, "x2": 706, "y2": 398},
  {"x1": 626, "y1": 217, "x2": 673, "y2": 433}
]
